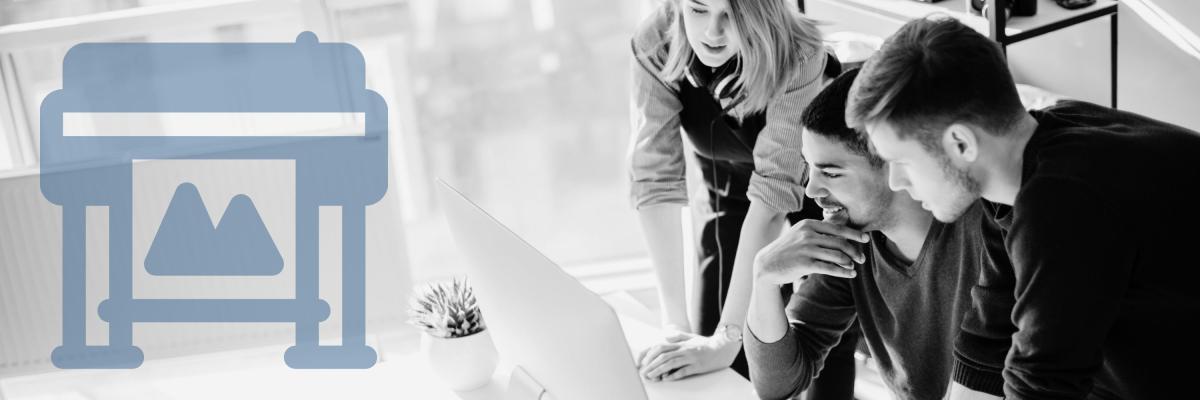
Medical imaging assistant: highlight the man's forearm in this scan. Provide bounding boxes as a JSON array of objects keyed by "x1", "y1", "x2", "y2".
[
  {"x1": 745, "y1": 276, "x2": 808, "y2": 400},
  {"x1": 637, "y1": 204, "x2": 691, "y2": 330},
  {"x1": 747, "y1": 277, "x2": 789, "y2": 343}
]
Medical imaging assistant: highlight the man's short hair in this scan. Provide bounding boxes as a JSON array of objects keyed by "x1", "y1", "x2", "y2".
[
  {"x1": 844, "y1": 16, "x2": 1026, "y2": 150},
  {"x1": 802, "y1": 68, "x2": 883, "y2": 167}
]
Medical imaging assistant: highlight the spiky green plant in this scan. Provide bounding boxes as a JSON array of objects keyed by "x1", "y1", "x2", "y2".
[{"x1": 407, "y1": 277, "x2": 486, "y2": 338}]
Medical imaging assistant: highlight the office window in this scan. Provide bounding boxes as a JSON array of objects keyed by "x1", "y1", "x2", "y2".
[
  {"x1": 0, "y1": 3, "x2": 668, "y2": 391},
  {"x1": 329, "y1": 0, "x2": 653, "y2": 285},
  {"x1": 0, "y1": 0, "x2": 657, "y2": 289}
]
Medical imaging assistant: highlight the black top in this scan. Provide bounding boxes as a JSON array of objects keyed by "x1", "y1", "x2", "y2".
[
  {"x1": 680, "y1": 54, "x2": 841, "y2": 204},
  {"x1": 953, "y1": 100, "x2": 1200, "y2": 399},
  {"x1": 677, "y1": 59, "x2": 765, "y2": 203}
]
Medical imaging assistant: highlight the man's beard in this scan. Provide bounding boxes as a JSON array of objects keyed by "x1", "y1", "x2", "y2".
[
  {"x1": 826, "y1": 187, "x2": 894, "y2": 232},
  {"x1": 935, "y1": 153, "x2": 982, "y2": 222}
]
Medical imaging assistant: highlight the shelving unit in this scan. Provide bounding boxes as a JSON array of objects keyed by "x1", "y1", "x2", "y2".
[{"x1": 803, "y1": 0, "x2": 1119, "y2": 107}]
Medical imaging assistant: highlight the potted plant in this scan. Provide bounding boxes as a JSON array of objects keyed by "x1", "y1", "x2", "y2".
[{"x1": 407, "y1": 277, "x2": 498, "y2": 391}]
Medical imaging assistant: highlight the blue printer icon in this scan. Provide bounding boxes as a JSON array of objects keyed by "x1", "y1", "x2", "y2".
[{"x1": 40, "y1": 32, "x2": 387, "y2": 369}]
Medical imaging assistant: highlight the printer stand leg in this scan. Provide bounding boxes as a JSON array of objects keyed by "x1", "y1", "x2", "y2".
[
  {"x1": 284, "y1": 205, "x2": 376, "y2": 369},
  {"x1": 340, "y1": 206, "x2": 368, "y2": 348},
  {"x1": 52, "y1": 205, "x2": 144, "y2": 369}
]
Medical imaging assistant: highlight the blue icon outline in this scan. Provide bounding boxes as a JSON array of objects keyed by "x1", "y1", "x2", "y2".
[{"x1": 40, "y1": 32, "x2": 388, "y2": 369}]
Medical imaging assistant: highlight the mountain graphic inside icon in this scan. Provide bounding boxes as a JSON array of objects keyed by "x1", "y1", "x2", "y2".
[{"x1": 145, "y1": 182, "x2": 284, "y2": 276}]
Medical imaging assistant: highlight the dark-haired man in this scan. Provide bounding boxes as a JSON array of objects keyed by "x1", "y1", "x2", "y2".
[
  {"x1": 744, "y1": 68, "x2": 1000, "y2": 400},
  {"x1": 847, "y1": 16, "x2": 1200, "y2": 399}
]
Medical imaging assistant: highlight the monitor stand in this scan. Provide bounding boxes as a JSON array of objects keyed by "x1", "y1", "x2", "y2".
[{"x1": 508, "y1": 365, "x2": 557, "y2": 400}]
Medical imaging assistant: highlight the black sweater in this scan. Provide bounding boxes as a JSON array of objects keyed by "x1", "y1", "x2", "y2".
[{"x1": 952, "y1": 101, "x2": 1200, "y2": 399}]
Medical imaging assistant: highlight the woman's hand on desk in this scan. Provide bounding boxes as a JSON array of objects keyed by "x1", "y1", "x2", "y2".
[{"x1": 635, "y1": 331, "x2": 740, "y2": 381}]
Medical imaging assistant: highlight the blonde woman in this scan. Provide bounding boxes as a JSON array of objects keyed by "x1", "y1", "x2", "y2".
[{"x1": 628, "y1": 0, "x2": 856, "y2": 395}]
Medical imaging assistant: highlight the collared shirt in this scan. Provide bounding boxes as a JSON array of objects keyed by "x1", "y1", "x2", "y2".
[{"x1": 627, "y1": 8, "x2": 825, "y2": 214}]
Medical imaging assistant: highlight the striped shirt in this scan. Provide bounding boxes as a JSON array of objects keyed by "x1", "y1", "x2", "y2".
[{"x1": 627, "y1": 8, "x2": 826, "y2": 214}]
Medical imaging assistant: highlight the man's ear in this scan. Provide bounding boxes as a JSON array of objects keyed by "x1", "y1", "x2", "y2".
[{"x1": 942, "y1": 123, "x2": 979, "y2": 163}]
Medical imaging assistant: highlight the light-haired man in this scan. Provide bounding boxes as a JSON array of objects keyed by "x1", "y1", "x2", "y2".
[{"x1": 847, "y1": 16, "x2": 1200, "y2": 399}]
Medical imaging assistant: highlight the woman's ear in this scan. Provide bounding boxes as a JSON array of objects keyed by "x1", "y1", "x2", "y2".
[{"x1": 942, "y1": 123, "x2": 979, "y2": 163}]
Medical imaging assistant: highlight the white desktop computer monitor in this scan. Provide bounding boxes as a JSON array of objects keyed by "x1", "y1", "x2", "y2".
[{"x1": 437, "y1": 180, "x2": 649, "y2": 400}]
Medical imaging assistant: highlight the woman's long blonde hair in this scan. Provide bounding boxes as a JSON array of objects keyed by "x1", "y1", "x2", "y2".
[{"x1": 659, "y1": 0, "x2": 824, "y2": 116}]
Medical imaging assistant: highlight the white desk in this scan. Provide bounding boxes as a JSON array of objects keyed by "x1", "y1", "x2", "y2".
[
  {"x1": 424, "y1": 291, "x2": 758, "y2": 400},
  {"x1": 0, "y1": 292, "x2": 757, "y2": 400}
]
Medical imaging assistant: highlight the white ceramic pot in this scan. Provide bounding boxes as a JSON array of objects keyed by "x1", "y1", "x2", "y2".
[{"x1": 420, "y1": 329, "x2": 499, "y2": 391}]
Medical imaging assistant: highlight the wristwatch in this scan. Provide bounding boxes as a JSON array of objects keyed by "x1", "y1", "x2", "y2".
[{"x1": 717, "y1": 323, "x2": 743, "y2": 343}]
